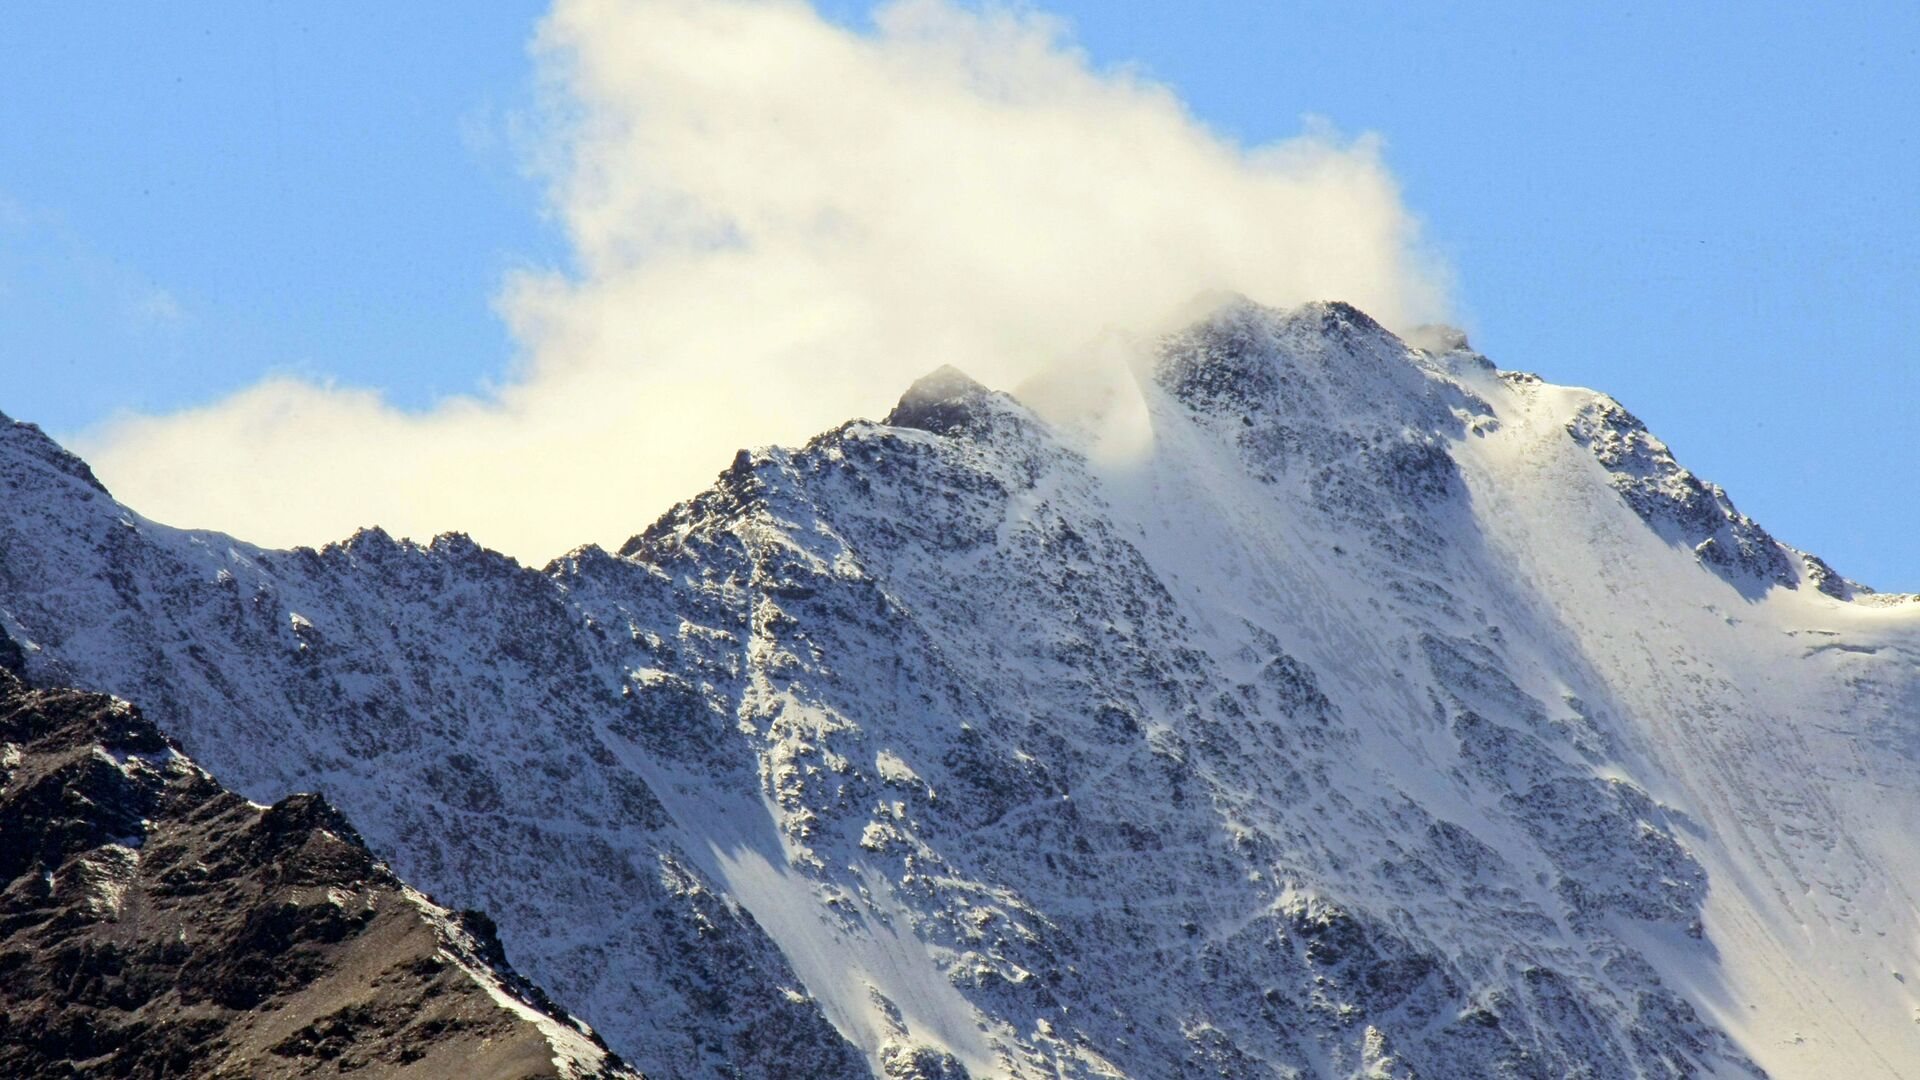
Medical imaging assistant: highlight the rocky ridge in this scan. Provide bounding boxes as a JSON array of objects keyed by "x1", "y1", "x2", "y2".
[{"x1": 0, "y1": 659, "x2": 638, "y2": 1079}]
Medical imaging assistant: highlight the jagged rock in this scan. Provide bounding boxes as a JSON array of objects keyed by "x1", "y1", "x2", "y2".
[
  {"x1": 0, "y1": 667, "x2": 639, "y2": 1079},
  {"x1": 1564, "y1": 395, "x2": 1799, "y2": 592}
]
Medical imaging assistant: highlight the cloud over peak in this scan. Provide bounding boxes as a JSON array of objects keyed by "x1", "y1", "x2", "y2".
[{"x1": 79, "y1": 0, "x2": 1450, "y2": 561}]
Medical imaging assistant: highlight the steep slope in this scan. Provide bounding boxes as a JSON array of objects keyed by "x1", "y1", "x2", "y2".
[
  {"x1": 0, "y1": 663, "x2": 638, "y2": 1079},
  {"x1": 0, "y1": 298, "x2": 1914, "y2": 1079},
  {"x1": 0, "y1": 412, "x2": 874, "y2": 1080}
]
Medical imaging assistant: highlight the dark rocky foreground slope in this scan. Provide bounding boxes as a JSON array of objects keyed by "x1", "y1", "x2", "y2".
[{"x1": 0, "y1": 661, "x2": 638, "y2": 1079}]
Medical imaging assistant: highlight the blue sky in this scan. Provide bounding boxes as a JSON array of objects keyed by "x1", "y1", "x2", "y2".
[{"x1": 2, "y1": 2, "x2": 1914, "y2": 587}]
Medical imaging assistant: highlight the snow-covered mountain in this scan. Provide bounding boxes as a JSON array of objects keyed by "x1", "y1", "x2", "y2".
[{"x1": 1, "y1": 297, "x2": 1915, "y2": 1079}]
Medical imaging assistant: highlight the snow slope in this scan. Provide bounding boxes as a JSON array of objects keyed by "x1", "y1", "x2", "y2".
[{"x1": 1, "y1": 297, "x2": 1913, "y2": 1078}]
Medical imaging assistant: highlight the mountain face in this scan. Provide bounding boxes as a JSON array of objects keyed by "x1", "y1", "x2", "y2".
[
  {"x1": 1, "y1": 297, "x2": 1915, "y2": 1079},
  {"x1": 0, "y1": 662, "x2": 637, "y2": 1079}
]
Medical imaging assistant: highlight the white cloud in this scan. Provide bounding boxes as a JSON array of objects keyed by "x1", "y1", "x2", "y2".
[{"x1": 76, "y1": 0, "x2": 1451, "y2": 563}]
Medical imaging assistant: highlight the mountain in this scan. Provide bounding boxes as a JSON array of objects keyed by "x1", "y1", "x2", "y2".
[
  {"x1": 0, "y1": 661, "x2": 638, "y2": 1078},
  {"x1": 1, "y1": 297, "x2": 1915, "y2": 1079}
]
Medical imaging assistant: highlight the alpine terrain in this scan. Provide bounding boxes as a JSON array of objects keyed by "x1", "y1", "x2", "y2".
[
  {"x1": 0, "y1": 297, "x2": 1914, "y2": 1079},
  {"x1": 0, "y1": 663, "x2": 638, "y2": 1078}
]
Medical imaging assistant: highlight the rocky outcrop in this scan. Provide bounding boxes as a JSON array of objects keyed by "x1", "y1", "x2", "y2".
[
  {"x1": 1561, "y1": 393, "x2": 1835, "y2": 596},
  {"x1": 0, "y1": 666, "x2": 638, "y2": 1080}
]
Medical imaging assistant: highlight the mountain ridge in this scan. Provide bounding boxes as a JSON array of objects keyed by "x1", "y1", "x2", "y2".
[
  {"x1": 0, "y1": 660, "x2": 640, "y2": 1079},
  {"x1": 2, "y1": 296, "x2": 1915, "y2": 1078}
]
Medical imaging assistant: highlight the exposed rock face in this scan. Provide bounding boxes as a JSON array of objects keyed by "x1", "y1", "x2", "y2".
[
  {"x1": 0, "y1": 666, "x2": 638, "y2": 1079},
  {"x1": 1562, "y1": 393, "x2": 1812, "y2": 595},
  {"x1": 0, "y1": 297, "x2": 1914, "y2": 1079}
]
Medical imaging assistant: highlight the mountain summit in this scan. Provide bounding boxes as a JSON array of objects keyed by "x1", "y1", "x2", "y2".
[{"x1": 1, "y1": 298, "x2": 1914, "y2": 1079}]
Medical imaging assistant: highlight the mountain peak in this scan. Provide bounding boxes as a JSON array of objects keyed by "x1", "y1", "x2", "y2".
[
  {"x1": 1, "y1": 411, "x2": 109, "y2": 499},
  {"x1": 885, "y1": 364, "x2": 998, "y2": 436},
  {"x1": 1300, "y1": 298, "x2": 1388, "y2": 333},
  {"x1": 1151, "y1": 297, "x2": 1480, "y2": 442}
]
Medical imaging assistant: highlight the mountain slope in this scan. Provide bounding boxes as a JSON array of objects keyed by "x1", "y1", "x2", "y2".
[
  {"x1": 0, "y1": 298, "x2": 1914, "y2": 1078},
  {"x1": 0, "y1": 662, "x2": 639, "y2": 1079}
]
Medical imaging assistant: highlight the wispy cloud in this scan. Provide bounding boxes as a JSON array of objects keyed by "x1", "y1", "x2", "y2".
[
  {"x1": 0, "y1": 189, "x2": 186, "y2": 340},
  {"x1": 135, "y1": 288, "x2": 184, "y2": 325},
  {"x1": 78, "y1": 0, "x2": 1450, "y2": 561}
]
